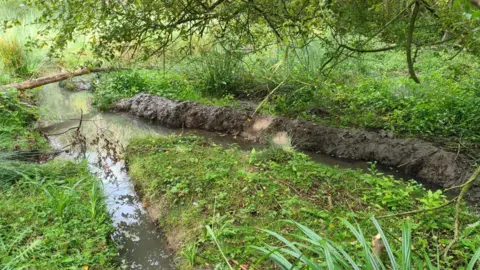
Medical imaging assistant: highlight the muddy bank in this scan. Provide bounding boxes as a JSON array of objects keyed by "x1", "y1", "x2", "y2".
[{"x1": 112, "y1": 93, "x2": 479, "y2": 202}]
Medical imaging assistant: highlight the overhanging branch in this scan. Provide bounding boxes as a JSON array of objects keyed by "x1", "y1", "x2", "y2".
[{"x1": 339, "y1": 44, "x2": 399, "y2": 53}]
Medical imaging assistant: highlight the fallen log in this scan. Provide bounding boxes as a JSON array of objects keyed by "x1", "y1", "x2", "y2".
[
  {"x1": 111, "y1": 93, "x2": 479, "y2": 203},
  {"x1": 1, "y1": 67, "x2": 117, "y2": 90}
]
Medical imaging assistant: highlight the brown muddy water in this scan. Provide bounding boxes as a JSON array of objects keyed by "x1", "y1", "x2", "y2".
[{"x1": 36, "y1": 82, "x2": 428, "y2": 269}]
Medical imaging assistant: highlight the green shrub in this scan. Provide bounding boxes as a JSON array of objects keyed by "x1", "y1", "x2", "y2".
[{"x1": 94, "y1": 69, "x2": 235, "y2": 110}]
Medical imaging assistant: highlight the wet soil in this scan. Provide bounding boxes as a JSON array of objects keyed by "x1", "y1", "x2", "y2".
[{"x1": 112, "y1": 93, "x2": 479, "y2": 203}]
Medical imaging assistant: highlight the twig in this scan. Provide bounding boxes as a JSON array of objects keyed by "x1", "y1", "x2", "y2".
[
  {"x1": 398, "y1": 149, "x2": 439, "y2": 167},
  {"x1": 45, "y1": 110, "x2": 84, "y2": 136},
  {"x1": 448, "y1": 47, "x2": 463, "y2": 60},
  {"x1": 322, "y1": 1, "x2": 415, "y2": 73},
  {"x1": 378, "y1": 197, "x2": 457, "y2": 218},
  {"x1": 442, "y1": 166, "x2": 480, "y2": 258},
  {"x1": 252, "y1": 79, "x2": 286, "y2": 116},
  {"x1": 454, "y1": 136, "x2": 462, "y2": 162},
  {"x1": 276, "y1": 179, "x2": 302, "y2": 197},
  {"x1": 76, "y1": 109, "x2": 84, "y2": 132},
  {"x1": 45, "y1": 126, "x2": 80, "y2": 137},
  {"x1": 339, "y1": 44, "x2": 399, "y2": 53}
]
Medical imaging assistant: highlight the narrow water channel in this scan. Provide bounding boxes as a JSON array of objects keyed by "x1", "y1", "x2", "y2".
[{"x1": 36, "y1": 82, "x2": 422, "y2": 269}]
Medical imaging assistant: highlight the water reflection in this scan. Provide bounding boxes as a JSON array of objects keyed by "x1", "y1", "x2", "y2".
[{"x1": 38, "y1": 83, "x2": 176, "y2": 269}]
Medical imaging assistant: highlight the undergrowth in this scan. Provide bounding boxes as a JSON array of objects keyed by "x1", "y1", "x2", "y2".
[
  {"x1": 0, "y1": 89, "x2": 47, "y2": 151},
  {"x1": 126, "y1": 136, "x2": 480, "y2": 269},
  {"x1": 0, "y1": 160, "x2": 117, "y2": 269},
  {"x1": 94, "y1": 46, "x2": 480, "y2": 155},
  {"x1": 0, "y1": 83, "x2": 118, "y2": 269},
  {"x1": 93, "y1": 69, "x2": 236, "y2": 110}
]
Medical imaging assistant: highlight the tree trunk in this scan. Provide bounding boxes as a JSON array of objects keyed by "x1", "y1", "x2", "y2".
[
  {"x1": 1, "y1": 67, "x2": 117, "y2": 91},
  {"x1": 406, "y1": 1, "x2": 421, "y2": 84}
]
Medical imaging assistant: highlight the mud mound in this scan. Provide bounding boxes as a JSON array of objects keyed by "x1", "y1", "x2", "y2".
[{"x1": 112, "y1": 93, "x2": 479, "y2": 202}]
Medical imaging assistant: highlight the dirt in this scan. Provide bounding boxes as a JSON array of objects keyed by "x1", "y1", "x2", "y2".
[{"x1": 112, "y1": 93, "x2": 479, "y2": 203}]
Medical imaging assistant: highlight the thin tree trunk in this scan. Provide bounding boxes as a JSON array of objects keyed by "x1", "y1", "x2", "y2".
[
  {"x1": 1, "y1": 67, "x2": 117, "y2": 91},
  {"x1": 406, "y1": 1, "x2": 421, "y2": 84},
  {"x1": 442, "y1": 0, "x2": 455, "y2": 41}
]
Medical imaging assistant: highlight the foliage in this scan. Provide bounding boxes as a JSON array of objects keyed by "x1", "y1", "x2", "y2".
[
  {"x1": 190, "y1": 50, "x2": 252, "y2": 98},
  {"x1": 0, "y1": 0, "x2": 46, "y2": 77},
  {"x1": 0, "y1": 89, "x2": 47, "y2": 151},
  {"x1": 255, "y1": 218, "x2": 480, "y2": 269},
  {"x1": 0, "y1": 160, "x2": 117, "y2": 269},
  {"x1": 125, "y1": 135, "x2": 480, "y2": 268},
  {"x1": 3, "y1": 0, "x2": 479, "y2": 82},
  {"x1": 93, "y1": 44, "x2": 480, "y2": 151},
  {"x1": 93, "y1": 69, "x2": 235, "y2": 110},
  {"x1": 0, "y1": 79, "x2": 118, "y2": 268}
]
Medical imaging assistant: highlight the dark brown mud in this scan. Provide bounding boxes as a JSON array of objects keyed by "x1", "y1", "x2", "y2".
[{"x1": 112, "y1": 93, "x2": 479, "y2": 203}]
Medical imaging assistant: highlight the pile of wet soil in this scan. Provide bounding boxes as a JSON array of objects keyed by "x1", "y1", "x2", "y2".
[{"x1": 112, "y1": 93, "x2": 479, "y2": 203}]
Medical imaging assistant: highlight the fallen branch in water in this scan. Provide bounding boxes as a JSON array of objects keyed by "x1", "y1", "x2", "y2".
[
  {"x1": 45, "y1": 110, "x2": 84, "y2": 136},
  {"x1": 1, "y1": 67, "x2": 118, "y2": 91}
]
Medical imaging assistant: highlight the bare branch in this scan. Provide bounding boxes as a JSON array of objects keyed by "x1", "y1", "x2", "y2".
[
  {"x1": 339, "y1": 44, "x2": 399, "y2": 53},
  {"x1": 443, "y1": 166, "x2": 480, "y2": 257}
]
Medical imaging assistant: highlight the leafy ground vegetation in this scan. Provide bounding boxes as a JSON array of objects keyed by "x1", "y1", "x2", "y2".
[
  {"x1": 0, "y1": 89, "x2": 47, "y2": 151},
  {"x1": 0, "y1": 88, "x2": 117, "y2": 268},
  {"x1": 92, "y1": 45, "x2": 480, "y2": 157},
  {"x1": 126, "y1": 135, "x2": 480, "y2": 269}
]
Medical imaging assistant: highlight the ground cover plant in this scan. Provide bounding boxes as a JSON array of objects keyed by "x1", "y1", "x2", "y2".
[
  {"x1": 2, "y1": 0, "x2": 480, "y2": 268},
  {"x1": 125, "y1": 135, "x2": 480, "y2": 269}
]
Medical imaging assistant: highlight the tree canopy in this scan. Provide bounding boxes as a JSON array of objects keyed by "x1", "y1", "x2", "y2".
[{"x1": 4, "y1": 0, "x2": 480, "y2": 82}]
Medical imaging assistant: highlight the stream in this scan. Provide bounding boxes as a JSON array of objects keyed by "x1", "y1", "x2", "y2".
[{"x1": 36, "y1": 82, "x2": 423, "y2": 269}]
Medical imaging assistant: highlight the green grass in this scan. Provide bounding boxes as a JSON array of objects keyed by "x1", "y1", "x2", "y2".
[
  {"x1": 0, "y1": 0, "x2": 48, "y2": 78},
  {"x1": 0, "y1": 0, "x2": 102, "y2": 81},
  {"x1": 125, "y1": 135, "x2": 480, "y2": 269},
  {"x1": 0, "y1": 160, "x2": 117, "y2": 269}
]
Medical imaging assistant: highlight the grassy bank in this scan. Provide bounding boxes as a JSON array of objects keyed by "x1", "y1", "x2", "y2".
[
  {"x1": 0, "y1": 160, "x2": 117, "y2": 269},
  {"x1": 93, "y1": 46, "x2": 480, "y2": 157},
  {"x1": 0, "y1": 88, "x2": 118, "y2": 268},
  {"x1": 126, "y1": 135, "x2": 480, "y2": 269},
  {"x1": 0, "y1": 89, "x2": 47, "y2": 151}
]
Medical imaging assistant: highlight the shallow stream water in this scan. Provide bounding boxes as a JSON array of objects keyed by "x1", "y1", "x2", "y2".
[{"x1": 36, "y1": 82, "x2": 422, "y2": 269}]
